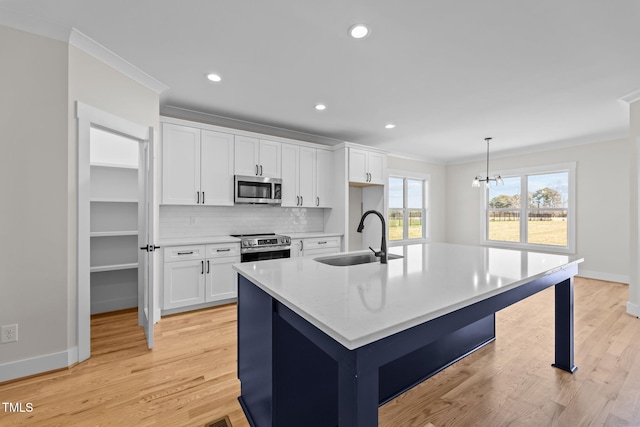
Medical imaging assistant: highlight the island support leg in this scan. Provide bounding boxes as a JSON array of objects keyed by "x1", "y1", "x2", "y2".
[
  {"x1": 338, "y1": 361, "x2": 379, "y2": 427},
  {"x1": 552, "y1": 277, "x2": 578, "y2": 373}
]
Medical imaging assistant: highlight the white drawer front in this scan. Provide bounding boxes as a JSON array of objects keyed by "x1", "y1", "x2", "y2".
[
  {"x1": 304, "y1": 237, "x2": 341, "y2": 250},
  {"x1": 206, "y1": 243, "x2": 241, "y2": 258},
  {"x1": 164, "y1": 245, "x2": 206, "y2": 262}
]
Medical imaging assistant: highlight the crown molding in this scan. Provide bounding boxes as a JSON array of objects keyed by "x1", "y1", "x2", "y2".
[
  {"x1": 69, "y1": 29, "x2": 168, "y2": 95},
  {"x1": 0, "y1": 9, "x2": 168, "y2": 95},
  {"x1": 621, "y1": 89, "x2": 640, "y2": 104}
]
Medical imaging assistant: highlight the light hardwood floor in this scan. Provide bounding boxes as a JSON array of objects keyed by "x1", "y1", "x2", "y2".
[{"x1": 1, "y1": 277, "x2": 639, "y2": 426}]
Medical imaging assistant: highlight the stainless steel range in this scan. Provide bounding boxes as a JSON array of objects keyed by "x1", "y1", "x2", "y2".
[{"x1": 232, "y1": 233, "x2": 291, "y2": 262}]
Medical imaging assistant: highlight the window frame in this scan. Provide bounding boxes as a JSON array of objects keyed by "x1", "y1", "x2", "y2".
[
  {"x1": 387, "y1": 170, "x2": 430, "y2": 246},
  {"x1": 480, "y1": 162, "x2": 576, "y2": 254}
]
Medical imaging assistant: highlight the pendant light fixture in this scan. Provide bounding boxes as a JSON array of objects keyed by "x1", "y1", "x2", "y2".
[{"x1": 472, "y1": 137, "x2": 503, "y2": 188}]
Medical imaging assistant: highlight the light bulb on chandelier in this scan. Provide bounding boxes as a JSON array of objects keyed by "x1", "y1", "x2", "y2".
[{"x1": 472, "y1": 137, "x2": 503, "y2": 188}]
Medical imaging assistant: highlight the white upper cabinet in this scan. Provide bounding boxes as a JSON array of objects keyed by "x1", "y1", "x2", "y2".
[
  {"x1": 315, "y1": 149, "x2": 332, "y2": 207},
  {"x1": 281, "y1": 144, "x2": 332, "y2": 208},
  {"x1": 162, "y1": 123, "x2": 234, "y2": 205},
  {"x1": 200, "y1": 130, "x2": 234, "y2": 206},
  {"x1": 297, "y1": 146, "x2": 316, "y2": 207},
  {"x1": 348, "y1": 147, "x2": 387, "y2": 185},
  {"x1": 258, "y1": 139, "x2": 281, "y2": 178},
  {"x1": 281, "y1": 143, "x2": 298, "y2": 207},
  {"x1": 234, "y1": 136, "x2": 281, "y2": 178},
  {"x1": 162, "y1": 123, "x2": 201, "y2": 205},
  {"x1": 234, "y1": 136, "x2": 260, "y2": 176}
]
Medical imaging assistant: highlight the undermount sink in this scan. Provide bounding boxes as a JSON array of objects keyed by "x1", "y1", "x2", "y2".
[{"x1": 315, "y1": 252, "x2": 403, "y2": 266}]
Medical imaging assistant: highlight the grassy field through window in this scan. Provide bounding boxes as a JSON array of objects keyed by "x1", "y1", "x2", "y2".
[
  {"x1": 389, "y1": 220, "x2": 422, "y2": 240},
  {"x1": 489, "y1": 219, "x2": 567, "y2": 246}
]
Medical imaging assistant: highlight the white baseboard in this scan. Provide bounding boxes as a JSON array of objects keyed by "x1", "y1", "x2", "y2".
[
  {"x1": 577, "y1": 269, "x2": 629, "y2": 285},
  {"x1": 91, "y1": 297, "x2": 137, "y2": 315},
  {"x1": 0, "y1": 347, "x2": 77, "y2": 383}
]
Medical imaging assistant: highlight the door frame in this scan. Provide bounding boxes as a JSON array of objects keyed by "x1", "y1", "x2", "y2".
[{"x1": 76, "y1": 102, "x2": 152, "y2": 362}]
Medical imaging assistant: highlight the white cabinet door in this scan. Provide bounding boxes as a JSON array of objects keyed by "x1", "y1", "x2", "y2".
[
  {"x1": 291, "y1": 240, "x2": 304, "y2": 257},
  {"x1": 367, "y1": 151, "x2": 387, "y2": 185},
  {"x1": 234, "y1": 135, "x2": 260, "y2": 176},
  {"x1": 348, "y1": 147, "x2": 387, "y2": 185},
  {"x1": 349, "y1": 148, "x2": 369, "y2": 184},
  {"x1": 258, "y1": 139, "x2": 281, "y2": 178},
  {"x1": 201, "y1": 130, "x2": 234, "y2": 206},
  {"x1": 162, "y1": 124, "x2": 201, "y2": 204},
  {"x1": 316, "y1": 149, "x2": 332, "y2": 207},
  {"x1": 298, "y1": 146, "x2": 316, "y2": 207},
  {"x1": 163, "y1": 259, "x2": 205, "y2": 309},
  {"x1": 281, "y1": 143, "x2": 299, "y2": 207},
  {"x1": 205, "y1": 256, "x2": 240, "y2": 302}
]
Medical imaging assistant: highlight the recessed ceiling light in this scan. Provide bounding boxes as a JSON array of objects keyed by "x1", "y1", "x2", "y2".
[
  {"x1": 315, "y1": 104, "x2": 327, "y2": 111},
  {"x1": 349, "y1": 24, "x2": 370, "y2": 39},
  {"x1": 206, "y1": 73, "x2": 222, "y2": 82},
  {"x1": 385, "y1": 123, "x2": 396, "y2": 129}
]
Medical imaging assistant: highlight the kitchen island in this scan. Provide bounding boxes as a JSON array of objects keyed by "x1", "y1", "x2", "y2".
[{"x1": 233, "y1": 243, "x2": 583, "y2": 426}]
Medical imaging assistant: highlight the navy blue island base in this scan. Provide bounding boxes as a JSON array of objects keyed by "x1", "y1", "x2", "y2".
[{"x1": 237, "y1": 264, "x2": 578, "y2": 427}]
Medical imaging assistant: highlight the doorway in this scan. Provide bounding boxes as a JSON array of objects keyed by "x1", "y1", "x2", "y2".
[{"x1": 76, "y1": 102, "x2": 156, "y2": 362}]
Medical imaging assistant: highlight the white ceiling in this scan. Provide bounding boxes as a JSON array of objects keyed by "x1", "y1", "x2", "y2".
[{"x1": 2, "y1": 0, "x2": 639, "y2": 163}]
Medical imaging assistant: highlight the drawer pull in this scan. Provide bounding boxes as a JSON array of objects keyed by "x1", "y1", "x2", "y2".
[
  {"x1": 177, "y1": 251, "x2": 194, "y2": 255},
  {"x1": 217, "y1": 248, "x2": 231, "y2": 252},
  {"x1": 318, "y1": 241, "x2": 327, "y2": 244}
]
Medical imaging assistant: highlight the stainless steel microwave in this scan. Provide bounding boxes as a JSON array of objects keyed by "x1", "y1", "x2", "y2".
[{"x1": 234, "y1": 175, "x2": 282, "y2": 204}]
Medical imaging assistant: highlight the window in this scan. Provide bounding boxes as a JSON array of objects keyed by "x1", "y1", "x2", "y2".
[
  {"x1": 482, "y1": 163, "x2": 575, "y2": 253},
  {"x1": 388, "y1": 173, "x2": 429, "y2": 243}
]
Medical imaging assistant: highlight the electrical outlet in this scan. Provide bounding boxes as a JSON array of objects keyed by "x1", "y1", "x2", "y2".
[{"x1": 1, "y1": 324, "x2": 18, "y2": 343}]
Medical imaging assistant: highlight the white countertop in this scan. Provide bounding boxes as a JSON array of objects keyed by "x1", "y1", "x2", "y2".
[
  {"x1": 233, "y1": 243, "x2": 583, "y2": 350},
  {"x1": 285, "y1": 232, "x2": 343, "y2": 239},
  {"x1": 159, "y1": 236, "x2": 241, "y2": 246},
  {"x1": 159, "y1": 232, "x2": 341, "y2": 247}
]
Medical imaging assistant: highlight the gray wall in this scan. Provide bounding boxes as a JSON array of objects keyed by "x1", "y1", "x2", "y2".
[{"x1": 0, "y1": 26, "x2": 70, "y2": 369}]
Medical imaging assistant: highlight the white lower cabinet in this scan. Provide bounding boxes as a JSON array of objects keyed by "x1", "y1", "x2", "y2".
[
  {"x1": 205, "y1": 243, "x2": 240, "y2": 302},
  {"x1": 164, "y1": 258, "x2": 206, "y2": 309},
  {"x1": 163, "y1": 243, "x2": 240, "y2": 311}
]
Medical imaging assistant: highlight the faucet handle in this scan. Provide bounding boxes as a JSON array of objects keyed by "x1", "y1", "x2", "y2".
[{"x1": 369, "y1": 246, "x2": 382, "y2": 257}]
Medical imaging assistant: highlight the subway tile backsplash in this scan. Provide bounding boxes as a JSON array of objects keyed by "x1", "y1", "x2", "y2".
[{"x1": 159, "y1": 205, "x2": 325, "y2": 238}]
